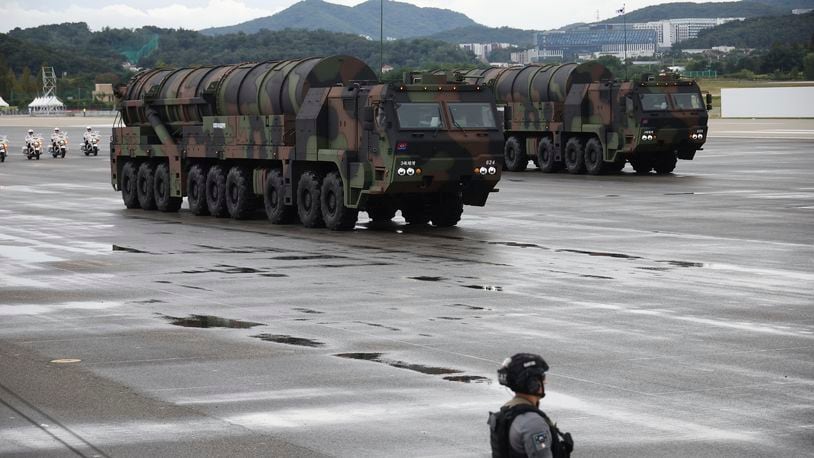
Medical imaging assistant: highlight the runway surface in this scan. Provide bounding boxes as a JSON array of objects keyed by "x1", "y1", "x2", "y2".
[{"x1": 1, "y1": 118, "x2": 812, "y2": 457}]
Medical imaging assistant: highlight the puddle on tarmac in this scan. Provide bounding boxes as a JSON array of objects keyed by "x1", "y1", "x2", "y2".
[
  {"x1": 293, "y1": 307, "x2": 323, "y2": 314},
  {"x1": 159, "y1": 314, "x2": 264, "y2": 329},
  {"x1": 604, "y1": 194, "x2": 620, "y2": 198},
  {"x1": 443, "y1": 375, "x2": 491, "y2": 384},
  {"x1": 334, "y1": 353, "x2": 462, "y2": 376},
  {"x1": 180, "y1": 265, "x2": 264, "y2": 274},
  {"x1": 487, "y1": 241, "x2": 549, "y2": 250},
  {"x1": 130, "y1": 299, "x2": 166, "y2": 304},
  {"x1": 437, "y1": 316, "x2": 463, "y2": 321},
  {"x1": 179, "y1": 284, "x2": 213, "y2": 291},
  {"x1": 664, "y1": 192, "x2": 695, "y2": 196},
  {"x1": 409, "y1": 276, "x2": 446, "y2": 282},
  {"x1": 355, "y1": 321, "x2": 401, "y2": 331},
  {"x1": 658, "y1": 260, "x2": 706, "y2": 268},
  {"x1": 580, "y1": 274, "x2": 614, "y2": 280},
  {"x1": 251, "y1": 334, "x2": 324, "y2": 347},
  {"x1": 445, "y1": 303, "x2": 486, "y2": 311},
  {"x1": 112, "y1": 245, "x2": 149, "y2": 254},
  {"x1": 463, "y1": 285, "x2": 503, "y2": 292},
  {"x1": 637, "y1": 267, "x2": 671, "y2": 271},
  {"x1": 260, "y1": 273, "x2": 288, "y2": 278},
  {"x1": 155, "y1": 280, "x2": 172, "y2": 284},
  {"x1": 193, "y1": 245, "x2": 284, "y2": 254},
  {"x1": 557, "y1": 249, "x2": 642, "y2": 260},
  {"x1": 270, "y1": 255, "x2": 347, "y2": 261}
]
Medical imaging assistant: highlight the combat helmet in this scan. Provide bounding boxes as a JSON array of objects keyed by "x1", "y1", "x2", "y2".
[{"x1": 497, "y1": 353, "x2": 549, "y2": 396}]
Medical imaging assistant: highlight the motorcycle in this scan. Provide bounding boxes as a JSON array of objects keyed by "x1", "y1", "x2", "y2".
[
  {"x1": 0, "y1": 135, "x2": 8, "y2": 163},
  {"x1": 23, "y1": 135, "x2": 43, "y2": 160},
  {"x1": 50, "y1": 133, "x2": 68, "y2": 158},
  {"x1": 82, "y1": 131, "x2": 100, "y2": 156}
]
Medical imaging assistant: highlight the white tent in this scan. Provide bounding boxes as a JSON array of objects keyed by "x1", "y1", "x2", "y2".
[
  {"x1": 28, "y1": 95, "x2": 64, "y2": 114},
  {"x1": 0, "y1": 96, "x2": 9, "y2": 107}
]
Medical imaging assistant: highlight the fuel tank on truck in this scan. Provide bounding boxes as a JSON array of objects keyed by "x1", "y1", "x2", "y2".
[
  {"x1": 118, "y1": 56, "x2": 377, "y2": 129},
  {"x1": 449, "y1": 62, "x2": 613, "y2": 105}
]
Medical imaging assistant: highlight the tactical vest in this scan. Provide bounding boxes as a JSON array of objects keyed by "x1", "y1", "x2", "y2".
[{"x1": 489, "y1": 404, "x2": 574, "y2": 458}]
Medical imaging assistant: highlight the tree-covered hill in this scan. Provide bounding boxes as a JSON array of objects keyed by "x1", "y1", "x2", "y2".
[
  {"x1": 677, "y1": 11, "x2": 814, "y2": 49},
  {"x1": 201, "y1": 0, "x2": 477, "y2": 39},
  {"x1": 603, "y1": 0, "x2": 814, "y2": 23},
  {"x1": 426, "y1": 25, "x2": 537, "y2": 46}
]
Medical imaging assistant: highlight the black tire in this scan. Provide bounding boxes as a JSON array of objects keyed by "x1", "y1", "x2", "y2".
[
  {"x1": 60, "y1": 150, "x2": 65, "y2": 158},
  {"x1": 154, "y1": 162, "x2": 182, "y2": 212},
  {"x1": 583, "y1": 138, "x2": 606, "y2": 175},
  {"x1": 366, "y1": 199, "x2": 397, "y2": 223},
  {"x1": 296, "y1": 170, "x2": 324, "y2": 228},
  {"x1": 503, "y1": 136, "x2": 528, "y2": 172},
  {"x1": 121, "y1": 161, "x2": 140, "y2": 209},
  {"x1": 537, "y1": 137, "x2": 560, "y2": 173},
  {"x1": 630, "y1": 156, "x2": 653, "y2": 174},
  {"x1": 35, "y1": 153, "x2": 40, "y2": 160},
  {"x1": 205, "y1": 165, "x2": 228, "y2": 217},
  {"x1": 564, "y1": 137, "x2": 585, "y2": 174},
  {"x1": 402, "y1": 200, "x2": 431, "y2": 225},
  {"x1": 654, "y1": 154, "x2": 677, "y2": 174},
  {"x1": 264, "y1": 168, "x2": 296, "y2": 224},
  {"x1": 321, "y1": 171, "x2": 358, "y2": 231},
  {"x1": 93, "y1": 149, "x2": 98, "y2": 156},
  {"x1": 84, "y1": 150, "x2": 90, "y2": 156},
  {"x1": 187, "y1": 164, "x2": 209, "y2": 216},
  {"x1": 136, "y1": 162, "x2": 156, "y2": 210},
  {"x1": 225, "y1": 166, "x2": 255, "y2": 220},
  {"x1": 1, "y1": 154, "x2": 5, "y2": 163},
  {"x1": 430, "y1": 192, "x2": 463, "y2": 227}
]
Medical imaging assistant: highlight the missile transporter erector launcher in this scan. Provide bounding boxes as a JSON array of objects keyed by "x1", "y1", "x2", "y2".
[
  {"x1": 454, "y1": 62, "x2": 710, "y2": 175},
  {"x1": 111, "y1": 56, "x2": 503, "y2": 230}
]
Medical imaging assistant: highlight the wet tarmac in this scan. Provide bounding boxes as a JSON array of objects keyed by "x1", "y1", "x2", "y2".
[{"x1": 1, "y1": 118, "x2": 813, "y2": 457}]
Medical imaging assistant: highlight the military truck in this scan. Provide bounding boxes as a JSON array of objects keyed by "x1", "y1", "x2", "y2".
[
  {"x1": 452, "y1": 63, "x2": 710, "y2": 175},
  {"x1": 110, "y1": 56, "x2": 503, "y2": 230}
]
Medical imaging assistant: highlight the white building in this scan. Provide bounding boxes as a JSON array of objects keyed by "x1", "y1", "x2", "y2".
[
  {"x1": 629, "y1": 17, "x2": 744, "y2": 48},
  {"x1": 459, "y1": 42, "x2": 514, "y2": 62}
]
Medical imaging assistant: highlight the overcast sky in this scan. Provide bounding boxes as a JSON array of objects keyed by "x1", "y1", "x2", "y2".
[{"x1": 2, "y1": 0, "x2": 740, "y2": 33}]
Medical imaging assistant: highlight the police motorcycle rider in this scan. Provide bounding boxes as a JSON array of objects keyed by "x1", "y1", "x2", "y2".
[
  {"x1": 24, "y1": 129, "x2": 42, "y2": 159},
  {"x1": 0, "y1": 134, "x2": 8, "y2": 163},
  {"x1": 488, "y1": 353, "x2": 574, "y2": 458},
  {"x1": 82, "y1": 126, "x2": 99, "y2": 156},
  {"x1": 50, "y1": 127, "x2": 68, "y2": 158}
]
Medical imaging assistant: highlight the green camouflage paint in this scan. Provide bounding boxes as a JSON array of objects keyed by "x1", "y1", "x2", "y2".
[{"x1": 111, "y1": 56, "x2": 503, "y2": 229}]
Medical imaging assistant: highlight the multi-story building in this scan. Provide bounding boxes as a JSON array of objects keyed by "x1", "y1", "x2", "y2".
[
  {"x1": 536, "y1": 27, "x2": 658, "y2": 61},
  {"x1": 459, "y1": 42, "x2": 514, "y2": 62}
]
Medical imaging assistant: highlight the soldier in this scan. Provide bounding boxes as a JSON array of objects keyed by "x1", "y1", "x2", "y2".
[{"x1": 488, "y1": 353, "x2": 573, "y2": 458}]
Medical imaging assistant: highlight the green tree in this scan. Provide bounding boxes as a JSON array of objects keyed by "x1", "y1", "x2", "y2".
[{"x1": 804, "y1": 53, "x2": 814, "y2": 80}]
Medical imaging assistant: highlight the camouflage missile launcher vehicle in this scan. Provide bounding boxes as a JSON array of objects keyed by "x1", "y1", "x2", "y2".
[
  {"x1": 451, "y1": 63, "x2": 710, "y2": 175},
  {"x1": 110, "y1": 56, "x2": 503, "y2": 230}
]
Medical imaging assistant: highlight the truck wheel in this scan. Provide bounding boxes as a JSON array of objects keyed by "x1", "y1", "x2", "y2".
[
  {"x1": 537, "y1": 137, "x2": 561, "y2": 173},
  {"x1": 121, "y1": 161, "x2": 140, "y2": 209},
  {"x1": 430, "y1": 192, "x2": 463, "y2": 227},
  {"x1": 206, "y1": 165, "x2": 229, "y2": 217},
  {"x1": 154, "y1": 162, "x2": 182, "y2": 212},
  {"x1": 583, "y1": 138, "x2": 606, "y2": 175},
  {"x1": 401, "y1": 200, "x2": 430, "y2": 225},
  {"x1": 630, "y1": 156, "x2": 653, "y2": 174},
  {"x1": 136, "y1": 162, "x2": 157, "y2": 210},
  {"x1": 654, "y1": 154, "x2": 677, "y2": 175},
  {"x1": 297, "y1": 170, "x2": 325, "y2": 228},
  {"x1": 264, "y1": 169, "x2": 296, "y2": 224},
  {"x1": 225, "y1": 166, "x2": 255, "y2": 220},
  {"x1": 564, "y1": 138, "x2": 585, "y2": 174},
  {"x1": 503, "y1": 136, "x2": 528, "y2": 172},
  {"x1": 187, "y1": 164, "x2": 209, "y2": 215},
  {"x1": 321, "y1": 171, "x2": 358, "y2": 231}
]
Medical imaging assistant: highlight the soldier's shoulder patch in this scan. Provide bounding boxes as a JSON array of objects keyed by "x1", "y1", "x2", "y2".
[{"x1": 531, "y1": 431, "x2": 548, "y2": 450}]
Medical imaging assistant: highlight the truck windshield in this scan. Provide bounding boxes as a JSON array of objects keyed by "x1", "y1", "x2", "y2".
[
  {"x1": 397, "y1": 103, "x2": 444, "y2": 129},
  {"x1": 448, "y1": 103, "x2": 497, "y2": 129},
  {"x1": 671, "y1": 93, "x2": 704, "y2": 110},
  {"x1": 640, "y1": 93, "x2": 670, "y2": 111}
]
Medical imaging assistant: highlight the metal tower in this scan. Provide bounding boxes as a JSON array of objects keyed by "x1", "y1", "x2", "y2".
[{"x1": 40, "y1": 67, "x2": 60, "y2": 115}]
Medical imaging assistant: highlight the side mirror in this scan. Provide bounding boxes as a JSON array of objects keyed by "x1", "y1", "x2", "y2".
[{"x1": 705, "y1": 93, "x2": 713, "y2": 111}]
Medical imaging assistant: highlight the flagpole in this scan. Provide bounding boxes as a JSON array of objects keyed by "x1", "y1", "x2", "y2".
[
  {"x1": 380, "y1": 0, "x2": 384, "y2": 80},
  {"x1": 622, "y1": 3, "x2": 628, "y2": 80}
]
